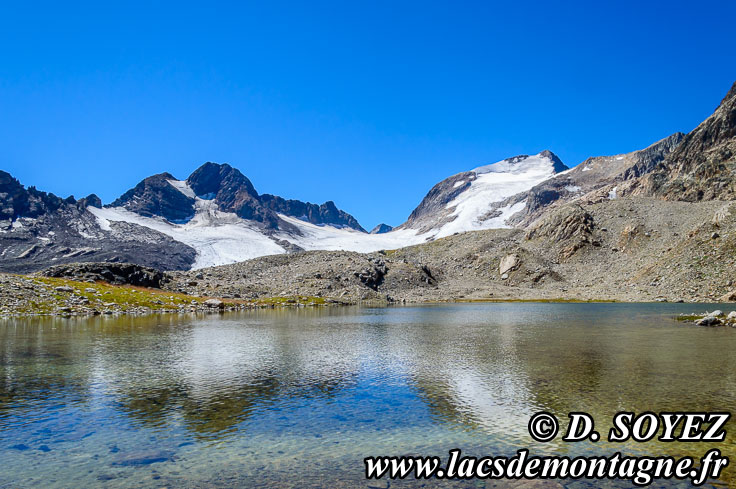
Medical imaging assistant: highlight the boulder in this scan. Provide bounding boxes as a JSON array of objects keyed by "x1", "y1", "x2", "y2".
[
  {"x1": 499, "y1": 254, "x2": 520, "y2": 276},
  {"x1": 728, "y1": 311, "x2": 736, "y2": 320},
  {"x1": 696, "y1": 316, "x2": 721, "y2": 326},
  {"x1": 710, "y1": 310, "x2": 724, "y2": 317},
  {"x1": 203, "y1": 299, "x2": 225, "y2": 309},
  {"x1": 720, "y1": 290, "x2": 736, "y2": 302}
]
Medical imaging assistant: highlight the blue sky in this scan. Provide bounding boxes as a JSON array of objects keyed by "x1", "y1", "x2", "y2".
[{"x1": 1, "y1": 1, "x2": 734, "y2": 229}]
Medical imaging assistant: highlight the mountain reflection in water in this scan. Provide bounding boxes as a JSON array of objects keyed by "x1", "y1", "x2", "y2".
[{"x1": 1, "y1": 304, "x2": 734, "y2": 488}]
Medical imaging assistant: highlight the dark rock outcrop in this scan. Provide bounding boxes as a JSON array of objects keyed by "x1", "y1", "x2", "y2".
[
  {"x1": 79, "y1": 194, "x2": 102, "y2": 208},
  {"x1": 0, "y1": 170, "x2": 67, "y2": 220},
  {"x1": 40, "y1": 262, "x2": 167, "y2": 288},
  {"x1": 259, "y1": 194, "x2": 364, "y2": 231},
  {"x1": 0, "y1": 172, "x2": 197, "y2": 273},
  {"x1": 183, "y1": 162, "x2": 365, "y2": 230},
  {"x1": 110, "y1": 172, "x2": 195, "y2": 223},
  {"x1": 186, "y1": 162, "x2": 278, "y2": 227}
]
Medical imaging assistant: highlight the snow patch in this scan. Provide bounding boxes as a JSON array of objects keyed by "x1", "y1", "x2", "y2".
[
  {"x1": 432, "y1": 153, "x2": 557, "y2": 238},
  {"x1": 453, "y1": 180, "x2": 465, "y2": 188},
  {"x1": 581, "y1": 166, "x2": 592, "y2": 172},
  {"x1": 608, "y1": 186, "x2": 618, "y2": 200},
  {"x1": 565, "y1": 185, "x2": 581, "y2": 193},
  {"x1": 90, "y1": 202, "x2": 285, "y2": 269},
  {"x1": 167, "y1": 179, "x2": 196, "y2": 199}
]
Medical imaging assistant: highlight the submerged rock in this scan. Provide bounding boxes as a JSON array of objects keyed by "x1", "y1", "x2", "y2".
[{"x1": 112, "y1": 450, "x2": 175, "y2": 466}]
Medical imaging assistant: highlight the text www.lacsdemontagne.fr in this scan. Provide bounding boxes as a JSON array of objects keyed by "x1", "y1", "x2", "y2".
[{"x1": 364, "y1": 448, "x2": 728, "y2": 487}]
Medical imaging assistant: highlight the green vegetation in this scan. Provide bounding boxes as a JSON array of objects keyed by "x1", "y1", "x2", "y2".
[{"x1": 1, "y1": 275, "x2": 335, "y2": 317}]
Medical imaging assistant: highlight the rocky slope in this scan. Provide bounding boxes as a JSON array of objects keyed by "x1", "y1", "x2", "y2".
[
  {"x1": 501, "y1": 133, "x2": 684, "y2": 227},
  {"x1": 161, "y1": 197, "x2": 736, "y2": 304},
  {"x1": 634, "y1": 81, "x2": 736, "y2": 200},
  {"x1": 0, "y1": 172, "x2": 196, "y2": 272}
]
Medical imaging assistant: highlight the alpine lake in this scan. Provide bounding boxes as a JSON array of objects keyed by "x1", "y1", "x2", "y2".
[{"x1": 1, "y1": 303, "x2": 735, "y2": 488}]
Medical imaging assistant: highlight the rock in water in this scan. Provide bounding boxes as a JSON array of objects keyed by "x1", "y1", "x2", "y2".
[{"x1": 696, "y1": 316, "x2": 722, "y2": 326}]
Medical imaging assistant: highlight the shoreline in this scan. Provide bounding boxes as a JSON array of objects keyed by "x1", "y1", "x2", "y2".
[{"x1": 1, "y1": 271, "x2": 735, "y2": 318}]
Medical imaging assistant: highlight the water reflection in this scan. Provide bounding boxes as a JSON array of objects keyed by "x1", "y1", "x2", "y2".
[{"x1": 1, "y1": 304, "x2": 735, "y2": 488}]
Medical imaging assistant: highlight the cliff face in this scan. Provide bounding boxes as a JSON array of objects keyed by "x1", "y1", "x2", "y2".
[{"x1": 637, "y1": 81, "x2": 736, "y2": 201}]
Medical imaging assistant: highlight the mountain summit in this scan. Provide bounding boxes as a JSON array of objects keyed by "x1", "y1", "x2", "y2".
[
  {"x1": 111, "y1": 162, "x2": 364, "y2": 232},
  {"x1": 400, "y1": 151, "x2": 568, "y2": 236}
]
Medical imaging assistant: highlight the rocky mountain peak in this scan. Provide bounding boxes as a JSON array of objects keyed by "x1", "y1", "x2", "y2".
[
  {"x1": 110, "y1": 172, "x2": 195, "y2": 223},
  {"x1": 105, "y1": 161, "x2": 365, "y2": 232},
  {"x1": 370, "y1": 223, "x2": 394, "y2": 234},
  {"x1": 538, "y1": 150, "x2": 568, "y2": 173},
  {"x1": 635, "y1": 80, "x2": 736, "y2": 201},
  {"x1": 402, "y1": 151, "x2": 568, "y2": 235},
  {"x1": 186, "y1": 162, "x2": 258, "y2": 200},
  {"x1": 0, "y1": 170, "x2": 67, "y2": 221}
]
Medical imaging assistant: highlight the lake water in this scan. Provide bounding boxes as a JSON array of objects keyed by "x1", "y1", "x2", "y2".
[{"x1": 1, "y1": 303, "x2": 735, "y2": 488}]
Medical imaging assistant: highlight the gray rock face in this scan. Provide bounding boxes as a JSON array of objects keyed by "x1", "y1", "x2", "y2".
[
  {"x1": 639, "y1": 81, "x2": 736, "y2": 201},
  {"x1": 502, "y1": 133, "x2": 684, "y2": 228},
  {"x1": 203, "y1": 298, "x2": 225, "y2": 308},
  {"x1": 259, "y1": 194, "x2": 365, "y2": 231},
  {"x1": 0, "y1": 174, "x2": 197, "y2": 273},
  {"x1": 402, "y1": 171, "x2": 476, "y2": 233}
]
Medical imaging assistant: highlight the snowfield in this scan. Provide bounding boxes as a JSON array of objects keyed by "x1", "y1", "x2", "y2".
[
  {"x1": 89, "y1": 156, "x2": 561, "y2": 269},
  {"x1": 430, "y1": 153, "x2": 560, "y2": 238}
]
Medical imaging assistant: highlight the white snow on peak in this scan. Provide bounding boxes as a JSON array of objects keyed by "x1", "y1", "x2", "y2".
[
  {"x1": 88, "y1": 151, "x2": 566, "y2": 269},
  {"x1": 167, "y1": 179, "x2": 196, "y2": 199},
  {"x1": 452, "y1": 180, "x2": 465, "y2": 188},
  {"x1": 431, "y1": 153, "x2": 559, "y2": 238},
  {"x1": 581, "y1": 166, "x2": 592, "y2": 172},
  {"x1": 472, "y1": 153, "x2": 555, "y2": 175}
]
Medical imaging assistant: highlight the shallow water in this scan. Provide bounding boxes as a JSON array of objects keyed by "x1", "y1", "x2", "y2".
[{"x1": 1, "y1": 303, "x2": 735, "y2": 488}]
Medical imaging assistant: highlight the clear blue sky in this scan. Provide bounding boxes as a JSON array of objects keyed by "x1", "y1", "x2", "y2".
[{"x1": 1, "y1": 1, "x2": 734, "y2": 229}]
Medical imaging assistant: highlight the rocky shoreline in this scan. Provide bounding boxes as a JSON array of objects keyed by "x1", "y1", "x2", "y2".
[
  {"x1": 679, "y1": 310, "x2": 736, "y2": 327},
  {"x1": 0, "y1": 273, "x2": 353, "y2": 319}
]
